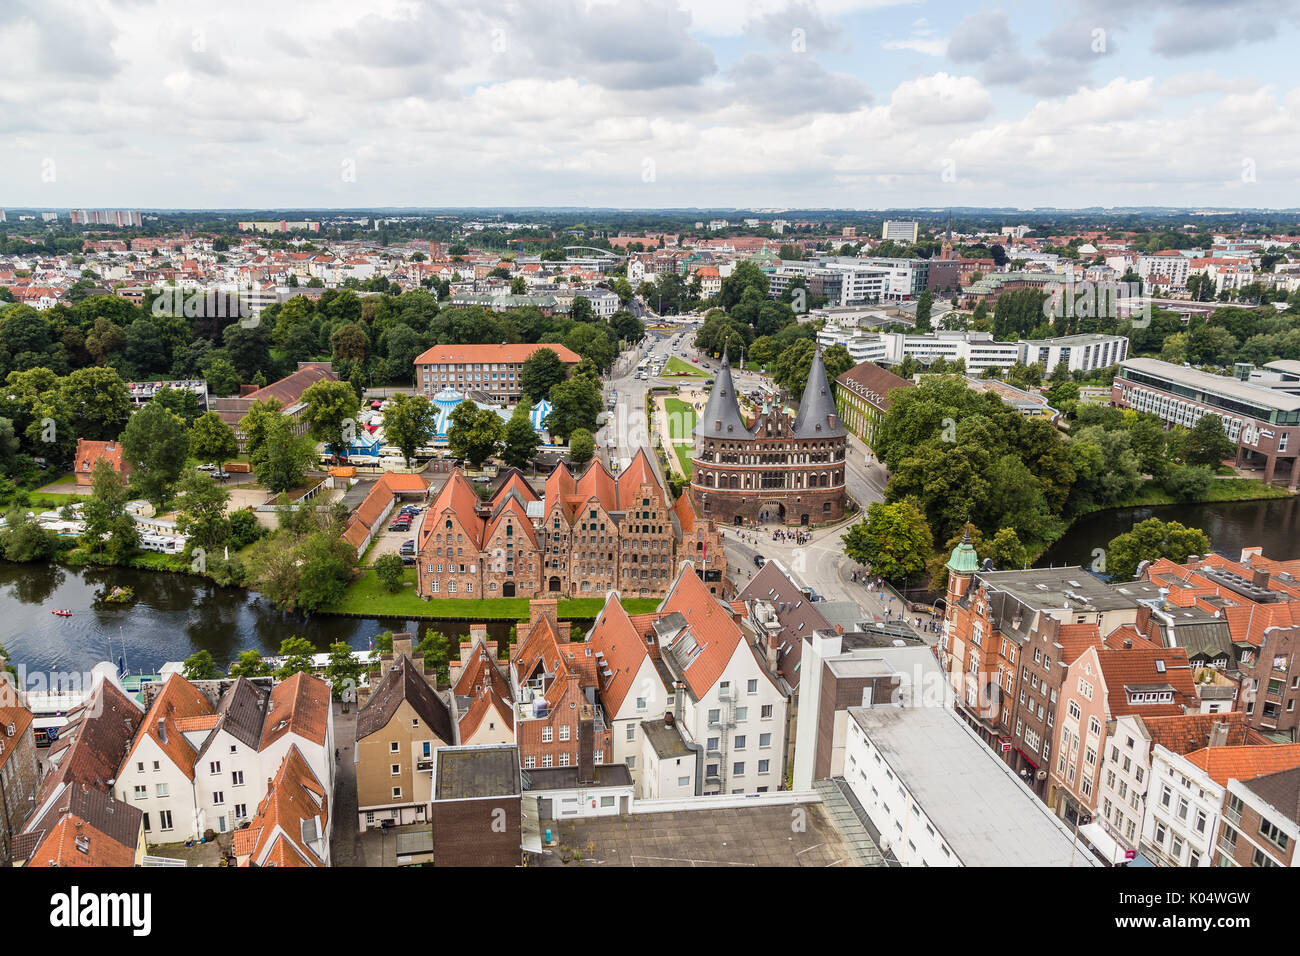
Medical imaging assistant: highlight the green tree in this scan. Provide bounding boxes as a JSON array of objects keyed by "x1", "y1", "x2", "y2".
[
  {"x1": 182, "y1": 650, "x2": 220, "y2": 681},
  {"x1": 568, "y1": 427, "x2": 595, "y2": 467},
  {"x1": 520, "y1": 347, "x2": 569, "y2": 403},
  {"x1": 121, "y1": 400, "x2": 190, "y2": 506},
  {"x1": 60, "y1": 366, "x2": 132, "y2": 441},
  {"x1": 447, "y1": 401, "x2": 503, "y2": 468},
  {"x1": 415, "y1": 631, "x2": 451, "y2": 684},
  {"x1": 296, "y1": 534, "x2": 355, "y2": 612},
  {"x1": 986, "y1": 527, "x2": 1028, "y2": 571},
  {"x1": 1181, "y1": 414, "x2": 1235, "y2": 467},
  {"x1": 501, "y1": 402, "x2": 539, "y2": 469},
  {"x1": 301, "y1": 378, "x2": 361, "y2": 456},
  {"x1": 189, "y1": 411, "x2": 239, "y2": 468},
  {"x1": 564, "y1": 323, "x2": 616, "y2": 370},
  {"x1": 174, "y1": 469, "x2": 232, "y2": 554},
  {"x1": 275, "y1": 636, "x2": 317, "y2": 679},
  {"x1": 229, "y1": 650, "x2": 271, "y2": 678},
  {"x1": 324, "y1": 641, "x2": 364, "y2": 699},
  {"x1": 840, "y1": 500, "x2": 933, "y2": 582},
  {"x1": 381, "y1": 393, "x2": 437, "y2": 467},
  {"x1": 914, "y1": 290, "x2": 933, "y2": 333},
  {"x1": 1162, "y1": 464, "x2": 1215, "y2": 502},
  {"x1": 546, "y1": 374, "x2": 601, "y2": 442},
  {"x1": 1105, "y1": 518, "x2": 1211, "y2": 582},
  {"x1": 0, "y1": 507, "x2": 60, "y2": 563},
  {"x1": 249, "y1": 414, "x2": 316, "y2": 494},
  {"x1": 80, "y1": 459, "x2": 139, "y2": 564},
  {"x1": 331, "y1": 322, "x2": 369, "y2": 362},
  {"x1": 375, "y1": 553, "x2": 406, "y2": 593}
]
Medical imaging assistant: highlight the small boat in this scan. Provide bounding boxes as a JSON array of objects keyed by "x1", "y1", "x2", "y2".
[{"x1": 51, "y1": 609, "x2": 73, "y2": 617}]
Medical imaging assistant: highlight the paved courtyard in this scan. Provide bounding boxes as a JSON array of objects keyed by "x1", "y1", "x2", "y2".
[{"x1": 534, "y1": 803, "x2": 861, "y2": 867}]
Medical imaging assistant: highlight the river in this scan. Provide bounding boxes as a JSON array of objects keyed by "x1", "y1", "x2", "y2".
[
  {"x1": 0, "y1": 561, "x2": 519, "y2": 681},
  {"x1": 1035, "y1": 496, "x2": 1300, "y2": 570}
]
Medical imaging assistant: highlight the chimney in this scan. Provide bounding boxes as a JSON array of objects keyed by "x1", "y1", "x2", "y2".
[
  {"x1": 1252, "y1": 568, "x2": 1270, "y2": 591},
  {"x1": 1207, "y1": 721, "x2": 1230, "y2": 749},
  {"x1": 577, "y1": 706, "x2": 595, "y2": 786},
  {"x1": 529, "y1": 599, "x2": 558, "y2": 629},
  {"x1": 1123, "y1": 639, "x2": 1132, "y2": 649},
  {"x1": 765, "y1": 635, "x2": 779, "y2": 672}
]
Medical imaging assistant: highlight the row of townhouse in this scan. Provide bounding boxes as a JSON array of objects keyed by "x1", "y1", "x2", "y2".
[
  {"x1": 940, "y1": 533, "x2": 1300, "y2": 865},
  {"x1": 115, "y1": 672, "x2": 334, "y2": 851},
  {"x1": 415, "y1": 455, "x2": 725, "y2": 602}
]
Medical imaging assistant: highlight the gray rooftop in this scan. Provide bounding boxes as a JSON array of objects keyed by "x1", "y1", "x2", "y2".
[
  {"x1": 434, "y1": 745, "x2": 521, "y2": 800},
  {"x1": 1121, "y1": 357, "x2": 1300, "y2": 412},
  {"x1": 848, "y1": 705, "x2": 1096, "y2": 866},
  {"x1": 976, "y1": 567, "x2": 1139, "y2": 614},
  {"x1": 640, "y1": 718, "x2": 693, "y2": 759},
  {"x1": 792, "y1": 347, "x2": 847, "y2": 439},
  {"x1": 695, "y1": 351, "x2": 753, "y2": 439}
]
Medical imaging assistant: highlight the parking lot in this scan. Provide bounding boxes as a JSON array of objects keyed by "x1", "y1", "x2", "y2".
[{"x1": 366, "y1": 506, "x2": 423, "y2": 562}]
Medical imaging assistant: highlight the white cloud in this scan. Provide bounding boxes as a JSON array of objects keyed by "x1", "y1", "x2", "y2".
[{"x1": 889, "y1": 73, "x2": 992, "y2": 124}]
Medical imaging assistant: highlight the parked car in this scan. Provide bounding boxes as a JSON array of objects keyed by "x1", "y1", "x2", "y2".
[
  {"x1": 401, "y1": 555, "x2": 417, "y2": 566},
  {"x1": 213, "y1": 470, "x2": 230, "y2": 480},
  {"x1": 753, "y1": 554, "x2": 766, "y2": 568},
  {"x1": 196, "y1": 463, "x2": 216, "y2": 472}
]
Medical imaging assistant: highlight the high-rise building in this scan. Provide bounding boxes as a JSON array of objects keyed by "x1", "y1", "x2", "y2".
[{"x1": 882, "y1": 220, "x2": 919, "y2": 243}]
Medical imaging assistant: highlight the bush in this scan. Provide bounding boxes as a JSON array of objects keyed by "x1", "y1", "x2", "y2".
[{"x1": 1162, "y1": 464, "x2": 1215, "y2": 502}]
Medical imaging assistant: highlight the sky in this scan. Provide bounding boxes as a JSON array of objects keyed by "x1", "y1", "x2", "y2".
[{"x1": 2, "y1": 0, "x2": 1300, "y2": 211}]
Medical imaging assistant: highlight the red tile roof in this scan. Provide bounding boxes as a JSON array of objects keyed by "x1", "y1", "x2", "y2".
[
  {"x1": 587, "y1": 594, "x2": 652, "y2": 716},
  {"x1": 1097, "y1": 646, "x2": 1198, "y2": 719},
  {"x1": 413, "y1": 343, "x2": 580, "y2": 366},
  {"x1": 123, "y1": 674, "x2": 215, "y2": 780},
  {"x1": 1183, "y1": 743, "x2": 1300, "y2": 787},
  {"x1": 237, "y1": 744, "x2": 328, "y2": 867},
  {"x1": 261, "y1": 672, "x2": 331, "y2": 749},
  {"x1": 661, "y1": 563, "x2": 749, "y2": 699}
]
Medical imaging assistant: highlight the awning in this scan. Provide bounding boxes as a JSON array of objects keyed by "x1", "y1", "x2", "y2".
[{"x1": 1079, "y1": 821, "x2": 1133, "y2": 866}]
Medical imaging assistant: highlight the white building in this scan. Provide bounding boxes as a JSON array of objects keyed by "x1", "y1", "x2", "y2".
[
  {"x1": 588, "y1": 566, "x2": 789, "y2": 798},
  {"x1": 815, "y1": 327, "x2": 1022, "y2": 375},
  {"x1": 1142, "y1": 744, "x2": 1224, "y2": 867},
  {"x1": 842, "y1": 702, "x2": 1096, "y2": 866},
  {"x1": 116, "y1": 672, "x2": 334, "y2": 843},
  {"x1": 1136, "y1": 252, "x2": 1194, "y2": 289},
  {"x1": 882, "y1": 220, "x2": 919, "y2": 244},
  {"x1": 1019, "y1": 333, "x2": 1130, "y2": 375}
]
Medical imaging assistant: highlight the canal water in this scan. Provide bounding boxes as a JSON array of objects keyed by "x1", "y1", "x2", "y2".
[
  {"x1": 1035, "y1": 496, "x2": 1300, "y2": 570},
  {"x1": 0, "y1": 561, "x2": 519, "y2": 680}
]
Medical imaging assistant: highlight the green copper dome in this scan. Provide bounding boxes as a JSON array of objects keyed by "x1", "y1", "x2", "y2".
[{"x1": 946, "y1": 525, "x2": 980, "y2": 574}]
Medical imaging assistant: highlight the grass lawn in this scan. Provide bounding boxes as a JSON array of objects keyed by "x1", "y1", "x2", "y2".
[
  {"x1": 665, "y1": 356, "x2": 707, "y2": 376},
  {"x1": 19, "y1": 492, "x2": 88, "y2": 510},
  {"x1": 324, "y1": 568, "x2": 663, "y2": 620},
  {"x1": 663, "y1": 397, "x2": 696, "y2": 478}
]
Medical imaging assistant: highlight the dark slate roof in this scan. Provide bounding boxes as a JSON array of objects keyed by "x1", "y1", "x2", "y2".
[
  {"x1": 215, "y1": 677, "x2": 271, "y2": 750},
  {"x1": 1241, "y1": 766, "x2": 1300, "y2": 827},
  {"x1": 20, "y1": 782, "x2": 143, "y2": 862},
  {"x1": 356, "y1": 655, "x2": 455, "y2": 745},
  {"x1": 695, "y1": 352, "x2": 752, "y2": 439},
  {"x1": 792, "y1": 348, "x2": 846, "y2": 439}
]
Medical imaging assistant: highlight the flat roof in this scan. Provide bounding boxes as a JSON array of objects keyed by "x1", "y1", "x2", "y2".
[
  {"x1": 435, "y1": 745, "x2": 521, "y2": 800},
  {"x1": 1121, "y1": 358, "x2": 1300, "y2": 412},
  {"x1": 640, "y1": 719, "x2": 694, "y2": 759},
  {"x1": 976, "y1": 567, "x2": 1138, "y2": 613},
  {"x1": 848, "y1": 705, "x2": 1094, "y2": 866},
  {"x1": 524, "y1": 764, "x2": 634, "y2": 791}
]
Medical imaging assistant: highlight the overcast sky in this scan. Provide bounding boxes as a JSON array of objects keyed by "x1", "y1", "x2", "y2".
[{"x1": 3, "y1": 0, "x2": 1299, "y2": 210}]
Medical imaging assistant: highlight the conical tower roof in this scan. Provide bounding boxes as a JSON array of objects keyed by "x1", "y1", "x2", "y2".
[
  {"x1": 695, "y1": 351, "x2": 752, "y2": 439},
  {"x1": 791, "y1": 347, "x2": 846, "y2": 439}
]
